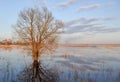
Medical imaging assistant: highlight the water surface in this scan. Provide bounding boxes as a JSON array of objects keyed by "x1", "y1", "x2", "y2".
[{"x1": 0, "y1": 46, "x2": 120, "y2": 82}]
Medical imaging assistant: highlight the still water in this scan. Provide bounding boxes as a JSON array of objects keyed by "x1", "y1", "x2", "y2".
[{"x1": 0, "y1": 46, "x2": 120, "y2": 82}]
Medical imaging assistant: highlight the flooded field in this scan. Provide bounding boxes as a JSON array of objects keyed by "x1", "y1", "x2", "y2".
[{"x1": 0, "y1": 46, "x2": 120, "y2": 82}]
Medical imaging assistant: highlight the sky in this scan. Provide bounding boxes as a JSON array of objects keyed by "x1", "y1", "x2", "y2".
[{"x1": 0, "y1": 0, "x2": 120, "y2": 44}]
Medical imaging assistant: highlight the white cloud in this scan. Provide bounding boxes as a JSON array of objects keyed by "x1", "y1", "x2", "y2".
[
  {"x1": 77, "y1": 4, "x2": 101, "y2": 11},
  {"x1": 65, "y1": 16, "x2": 116, "y2": 27},
  {"x1": 32, "y1": 0, "x2": 48, "y2": 5},
  {"x1": 63, "y1": 16, "x2": 118, "y2": 33},
  {"x1": 59, "y1": 32, "x2": 120, "y2": 44},
  {"x1": 58, "y1": 0, "x2": 77, "y2": 7}
]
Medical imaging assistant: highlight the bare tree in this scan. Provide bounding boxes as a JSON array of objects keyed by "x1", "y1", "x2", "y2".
[{"x1": 13, "y1": 7, "x2": 63, "y2": 61}]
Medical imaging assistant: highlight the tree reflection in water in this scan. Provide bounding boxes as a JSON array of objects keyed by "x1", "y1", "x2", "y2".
[
  {"x1": 18, "y1": 59, "x2": 58, "y2": 82},
  {"x1": 15, "y1": 44, "x2": 58, "y2": 82}
]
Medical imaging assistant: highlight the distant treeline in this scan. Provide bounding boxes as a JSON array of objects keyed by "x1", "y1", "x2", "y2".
[
  {"x1": 58, "y1": 44, "x2": 120, "y2": 47},
  {"x1": 0, "y1": 42, "x2": 28, "y2": 45},
  {"x1": 0, "y1": 43, "x2": 120, "y2": 47}
]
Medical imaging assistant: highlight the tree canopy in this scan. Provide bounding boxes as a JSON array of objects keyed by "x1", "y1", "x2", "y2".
[{"x1": 14, "y1": 7, "x2": 63, "y2": 60}]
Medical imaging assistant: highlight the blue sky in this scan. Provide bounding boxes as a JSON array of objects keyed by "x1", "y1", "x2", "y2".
[{"x1": 0, "y1": 0, "x2": 120, "y2": 44}]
